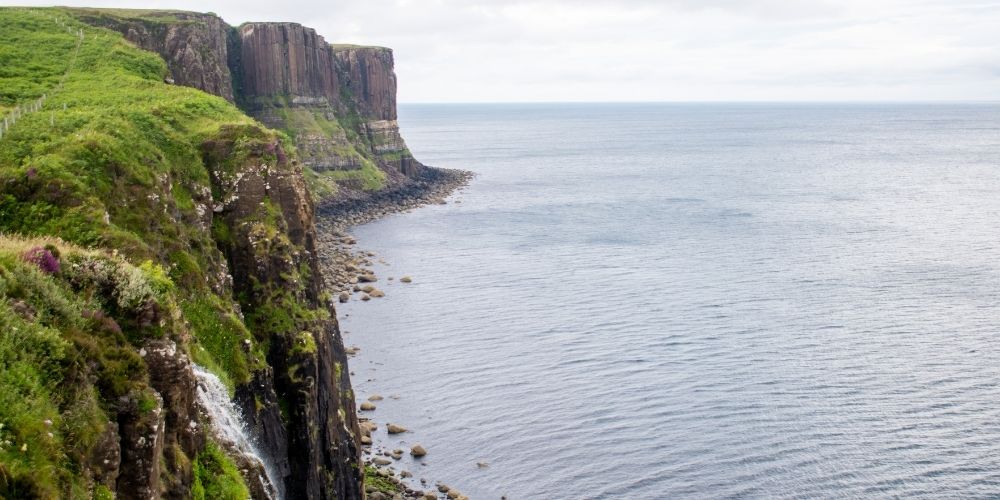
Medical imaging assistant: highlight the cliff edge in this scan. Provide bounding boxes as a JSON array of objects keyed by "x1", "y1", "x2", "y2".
[{"x1": 0, "y1": 7, "x2": 408, "y2": 499}]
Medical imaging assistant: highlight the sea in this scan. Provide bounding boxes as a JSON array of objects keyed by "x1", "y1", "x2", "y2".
[{"x1": 337, "y1": 103, "x2": 1000, "y2": 499}]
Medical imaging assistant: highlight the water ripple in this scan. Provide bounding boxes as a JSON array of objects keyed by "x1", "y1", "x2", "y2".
[{"x1": 339, "y1": 103, "x2": 1000, "y2": 499}]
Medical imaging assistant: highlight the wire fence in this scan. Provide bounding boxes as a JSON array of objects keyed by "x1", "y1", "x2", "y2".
[{"x1": 0, "y1": 9, "x2": 84, "y2": 140}]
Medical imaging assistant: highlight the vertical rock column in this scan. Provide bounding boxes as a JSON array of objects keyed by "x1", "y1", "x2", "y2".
[{"x1": 333, "y1": 46, "x2": 424, "y2": 176}]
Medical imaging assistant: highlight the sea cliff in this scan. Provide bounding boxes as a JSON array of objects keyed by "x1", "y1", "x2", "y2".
[{"x1": 0, "y1": 7, "x2": 459, "y2": 499}]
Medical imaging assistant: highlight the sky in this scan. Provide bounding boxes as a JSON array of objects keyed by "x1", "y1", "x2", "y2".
[{"x1": 10, "y1": 0, "x2": 1000, "y2": 102}]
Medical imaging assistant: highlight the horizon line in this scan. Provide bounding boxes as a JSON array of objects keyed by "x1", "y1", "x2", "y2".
[{"x1": 399, "y1": 99, "x2": 1000, "y2": 105}]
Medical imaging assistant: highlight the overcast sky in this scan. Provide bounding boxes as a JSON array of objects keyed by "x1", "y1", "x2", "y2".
[{"x1": 12, "y1": 0, "x2": 1000, "y2": 102}]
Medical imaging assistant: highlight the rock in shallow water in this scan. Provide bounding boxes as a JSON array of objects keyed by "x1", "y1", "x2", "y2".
[
  {"x1": 359, "y1": 401, "x2": 376, "y2": 411},
  {"x1": 410, "y1": 444, "x2": 427, "y2": 457},
  {"x1": 387, "y1": 423, "x2": 408, "y2": 434}
]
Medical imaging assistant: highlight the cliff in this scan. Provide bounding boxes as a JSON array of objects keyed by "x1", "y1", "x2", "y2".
[
  {"x1": 68, "y1": 11, "x2": 429, "y2": 202},
  {"x1": 237, "y1": 23, "x2": 426, "y2": 193},
  {"x1": 0, "y1": 8, "x2": 366, "y2": 499}
]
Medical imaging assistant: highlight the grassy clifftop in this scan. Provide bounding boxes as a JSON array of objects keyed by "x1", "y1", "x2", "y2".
[
  {"x1": 0, "y1": 6, "x2": 263, "y2": 389},
  {"x1": 0, "y1": 7, "x2": 360, "y2": 498}
]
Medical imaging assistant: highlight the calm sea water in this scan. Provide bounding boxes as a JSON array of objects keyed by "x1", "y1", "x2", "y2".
[{"x1": 338, "y1": 103, "x2": 1000, "y2": 499}]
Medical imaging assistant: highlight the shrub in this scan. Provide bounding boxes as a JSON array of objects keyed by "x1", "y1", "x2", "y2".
[{"x1": 21, "y1": 247, "x2": 60, "y2": 274}]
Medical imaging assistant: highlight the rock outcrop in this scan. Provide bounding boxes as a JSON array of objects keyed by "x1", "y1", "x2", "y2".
[
  {"x1": 237, "y1": 23, "x2": 424, "y2": 184},
  {"x1": 237, "y1": 23, "x2": 340, "y2": 104},
  {"x1": 202, "y1": 126, "x2": 362, "y2": 498},
  {"x1": 331, "y1": 46, "x2": 396, "y2": 121}
]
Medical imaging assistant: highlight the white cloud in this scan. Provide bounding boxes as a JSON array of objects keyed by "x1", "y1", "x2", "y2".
[{"x1": 8, "y1": 0, "x2": 1000, "y2": 101}]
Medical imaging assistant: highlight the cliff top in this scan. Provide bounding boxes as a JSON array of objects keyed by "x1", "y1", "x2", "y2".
[
  {"x1": 330, "y1": 43, "x2": 391, "y2": 52},
  {"x1": 65, "y1": 7, "x2": 223, "y2": 24}
]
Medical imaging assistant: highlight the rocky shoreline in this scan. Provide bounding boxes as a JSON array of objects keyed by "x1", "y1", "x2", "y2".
[
  {"x1": 314, "y1": 166, "x2": 476, "y2": 500},
  {"x1": 315, "y1": 166, "x2": 473, "y2": 295}
]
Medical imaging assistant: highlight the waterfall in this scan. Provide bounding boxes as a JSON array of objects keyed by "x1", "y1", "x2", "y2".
[{"x1": 193, "y1": 365, "x2": 283, "y2": 500}]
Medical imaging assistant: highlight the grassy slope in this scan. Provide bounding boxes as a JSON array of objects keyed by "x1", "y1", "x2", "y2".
[
  {"x1": 0, "y1": 7, "x2": 319, "y2": 497},
  {"x1": 0, "y1": 7, "x2": 263, "y2": 387},
  {"x1": 246, "y1": 94, "x2": 387, "y2": 199}
]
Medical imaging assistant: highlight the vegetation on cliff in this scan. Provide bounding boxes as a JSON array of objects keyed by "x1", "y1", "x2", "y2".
[{"x1": 0, "y1": 7, "x2": 361, "y2": 498}]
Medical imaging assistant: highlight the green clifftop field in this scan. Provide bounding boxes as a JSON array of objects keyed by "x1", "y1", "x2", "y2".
[{"x1": 0, "y1": 7, "x2": 361, "y2": 498}]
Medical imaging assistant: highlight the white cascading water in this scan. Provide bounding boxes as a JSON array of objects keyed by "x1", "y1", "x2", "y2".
[{"x1": 193, "y1": 365, "x2": 283, "y2": 500}]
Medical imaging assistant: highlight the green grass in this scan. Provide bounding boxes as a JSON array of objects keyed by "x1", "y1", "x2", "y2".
[
  {"x1": 310, "y1": 161, "x2": 385, "y2": 191},
  {"x1": 182, "y1": 294, "x2": 263, "y2": 393},
  {"x1": 329, "y1": 43, "x2": 389, "y2": 51},
  {"x1": 267, "y1": 99, "x2": 387, "y2": 198},
  {"x1": 0, "y1": 10, "x2": 79, "y2": 108},
  {"x1": 364, "y1": 465, "x2": 402, "y2": 495},
  {"x1": 66, "y1": 8, "x2": 198, "y2": 24},
  {"x1": 191, "y1": 441, "x2": 251, "y2": 500},
  {"x1": 0, "y1": 7, "x2": 263, "y2": 384}
]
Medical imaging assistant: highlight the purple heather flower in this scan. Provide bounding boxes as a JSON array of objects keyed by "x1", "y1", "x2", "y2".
[{"x1": 22, "y1": 247, "x2": 60, "y2": 274}]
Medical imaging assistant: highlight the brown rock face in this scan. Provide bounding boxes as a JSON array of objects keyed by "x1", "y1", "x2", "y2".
[
  {"x1": 237, "y1": 24, "x2": 423, "y2": 181},
  {"x1": 332, "y1": 46, "x2": 397, "y2": 121},
  {"x1": 143, "y1": 340, "x2": 205, "y2": 499},
  {"x1": 115, "y1": 390, "x2": 164, "y2": 500},
  {"x1": 202, "y1": 126, "x2": 362, "y2": 498},
  {"x1": 238, "y1": 23, "x2": 340, "y2": 104},
  {"x1": 71, "y1": 10, "x2": 236, "y2": 101}
]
